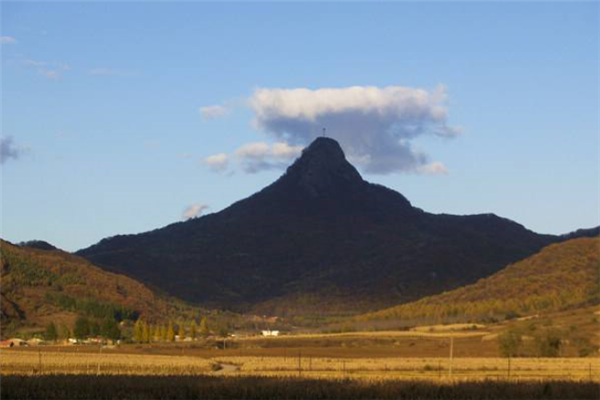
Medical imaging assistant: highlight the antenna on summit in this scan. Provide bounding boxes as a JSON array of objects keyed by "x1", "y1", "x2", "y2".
[{"x1": 322, "y1": 127, "x2": 327, "y2": 137}]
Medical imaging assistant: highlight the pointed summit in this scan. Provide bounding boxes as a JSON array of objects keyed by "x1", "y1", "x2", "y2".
[{"x1": 280, "y1": 137, "x2": 364, "y2": 198}]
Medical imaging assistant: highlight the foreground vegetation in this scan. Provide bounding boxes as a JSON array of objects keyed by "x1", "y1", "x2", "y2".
[{"x1": 2, "y1": 375, "x2": 599, "y2": 400}]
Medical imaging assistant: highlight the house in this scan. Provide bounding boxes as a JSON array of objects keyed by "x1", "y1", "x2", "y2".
[
  {"x1": 0, "y1": 338, "x2": 28, "y2": 348},
  {"x1": 261, "y1": 330, "x2": 280, "y2": 337}
]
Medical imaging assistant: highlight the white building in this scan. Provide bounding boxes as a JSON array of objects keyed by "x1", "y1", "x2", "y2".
[{"x1": 261, "y1": 330, "x2": 279, "y2": 337}]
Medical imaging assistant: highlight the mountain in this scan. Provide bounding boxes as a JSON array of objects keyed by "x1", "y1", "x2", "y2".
[
  {"x1": 78, "y1": 137, "x2": 564, "y2": 317},
  {"x1": 0, "y1": 239, "x2": 199, "y2": 335},
  {"x1": 358, "y1": 236, "x2": 600, "y2": 324}
]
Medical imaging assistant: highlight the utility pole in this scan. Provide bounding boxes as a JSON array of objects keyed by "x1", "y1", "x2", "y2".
[
  {"x1": 298, "y1": 351, "x2": 302, "y2": 376},
  {"x1": 322, "y1": 127, "x2": 326, "y2": 137}
]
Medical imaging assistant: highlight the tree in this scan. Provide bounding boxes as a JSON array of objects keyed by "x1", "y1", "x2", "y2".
[
  {"x1": 134, "y1": 320, "x2": 143, "y2": 342},
  {"x1": 167, "y1": 321, "x2": 175, "y2": 342},
  {"x1": 160, "y1": 324, "x2": 167, "y2": 341},
  {"x1": 45, "y1": 322, "x2": 58, "y2": 342},
  {"x1": 142, "y1": 321, "x2": 150, "y2": 343},
  {"x1": 498, "y1": 330, "x2": 522, "y2": 358},
  {"x1": 535, "y1": 329, "x2": 562, "y2": 357},
  {"x1": 73, "y1": 316, "x2": 90, "y2": 340},
  {"x1": 101, "y1": 318, "x2": 121, "y2": 341},
  {"x1": 199, "y1": 317, "x2": 210, "y2": 338},
  {"x1": 178, "y1": 322, "x2": 186, "y2": 341},
  {"x1": 90, "y1": 321, "x2": 101, "y2": 337},
  {"x1": 190, "y1": 320, "x2": 197, "y2": 341}
]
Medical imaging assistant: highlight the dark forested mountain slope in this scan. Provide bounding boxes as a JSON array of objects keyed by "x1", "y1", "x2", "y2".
[{"x1": 78, "y1": 138, "x2": 567, "y2": 316}]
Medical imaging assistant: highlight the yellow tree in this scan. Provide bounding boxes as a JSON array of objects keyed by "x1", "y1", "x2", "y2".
[{"x1": 167, "y1": 321, "x2": 175, "y2": 342}]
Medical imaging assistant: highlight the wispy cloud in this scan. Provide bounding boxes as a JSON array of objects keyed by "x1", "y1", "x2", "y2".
[
  {"x1": 182, "y1": 203, "x2": 209, "y2": 220},
  {"x1": 235, "y1": 142, "x2": 303, "y2": 173},
  {"x1": 199, "y1": 105, "x2": 230, "y2": 121},
  {"x1": 23, "y1": 59, "x2": 70, "y2": 80},
  {"x1": 0, "y1": 36, "x2": 17, "y2": 44},
  {"x1": 417, "y1": 162, "x2": 449, "y2": 175},
  {"x1": 204, "y1": 153, "x2": 229, "y2": 173}
]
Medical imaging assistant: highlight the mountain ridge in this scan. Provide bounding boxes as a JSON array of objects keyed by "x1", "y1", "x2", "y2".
[{"x1": 77, "y1": 137, "x2": 581, "y2": 317}]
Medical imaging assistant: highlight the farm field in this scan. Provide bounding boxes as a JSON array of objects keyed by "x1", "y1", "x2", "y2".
[
  {"x1": 2, "y1": 349, "x2": 598, "y2": 382},
  {"x1": 1, "y1": 351, "x2": 599, "y2": 400}
]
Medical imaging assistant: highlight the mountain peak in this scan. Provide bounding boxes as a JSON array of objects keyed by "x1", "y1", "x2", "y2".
[{"x1": 281, "y1": 137, "x2": 364, "y2": 197}]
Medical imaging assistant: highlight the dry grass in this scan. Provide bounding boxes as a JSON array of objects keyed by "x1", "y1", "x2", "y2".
[
  {"x1": 0, "y1": 350, "x2": 212, "y2": 376},
  {"x1": 2, "y1": 350, "x2": 597, "y2": 382}
]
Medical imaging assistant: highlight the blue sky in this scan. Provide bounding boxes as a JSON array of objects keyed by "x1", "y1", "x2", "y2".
[{"x1": 1, "y1": 2, "x2": 598, "y2": 252}]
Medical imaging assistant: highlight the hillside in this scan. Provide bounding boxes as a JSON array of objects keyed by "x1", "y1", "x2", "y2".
[
  {"x1": 359, "y1": 237, "x2": 600, "y2": 324},
  {"x1": 0, "y1": 240, "x2": 198, "y2": 336},
  {"x1": 78, "y1": 137, "x2": 562, "y2": 317}
]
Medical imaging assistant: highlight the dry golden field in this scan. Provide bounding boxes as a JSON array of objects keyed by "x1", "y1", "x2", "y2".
[{"x1": 2, "y1": 350, "x2": 598, "y2": 382}]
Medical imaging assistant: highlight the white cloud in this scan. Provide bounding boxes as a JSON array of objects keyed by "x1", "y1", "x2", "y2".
[
  {"x1": 182, "y1": 203, "x2": 209, "y2": 220},
  {"x1": 417, "y1": 162, "x2": 449, "y2": 175},
  {"x1": 200, "y1": 105, "x2": 229, "y2": 121},
  {"x1": 0, "y1": 36, "x2": 16, "y2": 44},
  {"x1": 204, "y1": 153, "x2": 229, "y2": 173},
  {"x1": 249, "y1": 85, "x2": 461, "y2": 174},
  {"x1": 235, "y1": 141, "x2": 303, "y2": 173},
  {"x1": 0, "y1": 136, "x2": 25, "y2": 164}
]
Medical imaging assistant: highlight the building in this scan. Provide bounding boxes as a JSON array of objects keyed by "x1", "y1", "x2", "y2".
[{"x1": 261, "y1": 330, "x2": 280, "y2": 337}]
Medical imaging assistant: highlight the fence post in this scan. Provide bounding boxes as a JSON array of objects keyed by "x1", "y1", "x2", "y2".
[
  {"x1": 38, "y1": 350, "x2": 42, "y2": 374},
  {"x1": 590, "y1": 363, "x2": 592, "y2": 381},
  {"x1": 298, "y1": 351, "x2": 302, "y2": 376},
  {"x1": 507, "y1": 356, "x2": 511, "y2": 380}
]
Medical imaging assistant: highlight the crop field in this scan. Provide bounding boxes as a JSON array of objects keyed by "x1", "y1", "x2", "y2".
[
  {"x1": 2, "y1": 350, "x2": 598, "y2": 381},
  {"x1": 2, "y1": 349, "x2": 598, "y2": 399},
  {"x1": 0, "y1": 350, "x2": 213, "y2": 376}
]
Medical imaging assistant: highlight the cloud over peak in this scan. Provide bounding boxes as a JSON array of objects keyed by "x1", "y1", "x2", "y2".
[{"x1": 249, "y1": 85, "x2": 461, "y2": 174}]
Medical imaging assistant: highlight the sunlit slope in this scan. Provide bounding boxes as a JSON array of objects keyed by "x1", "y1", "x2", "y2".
[
  {"x1": 360, "y1": 237, "x2": 600, "y2": 323},
  {"x1": 0, "y1": 240, "x2": 196, "y2": 332}
]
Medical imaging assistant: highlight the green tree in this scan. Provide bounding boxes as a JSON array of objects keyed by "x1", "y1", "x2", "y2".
[
  {"x1": 498, "y1": 330, "x2": 522, "y2": 358},
  {"x1": 199, "y1": 317, "x2": 210, "y2": 338},
  {"x1": 160, "y1": 324, "x2": 167, "y2": 341},
  {"x1": 535, "y1": 329, "x2": 562, "y2": 357},
  {"x1": 90, "y1": 321, "x2": 101, "y2": 337},
  {"x1": 190, "y1": 320, "x2": 197, "y2": 341},
  {"x1": 101, "y1": 318, "x2": 121, "y2": 341},
  {"x1": 167, "y1": 321, "x2": 175, "y2": 342},
  {"x1": 45, "y1": 322, "x2": 58, "y2": 342},
  {"x1": 73, "y1": 316, "x2": 90, "y2": 339}
]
